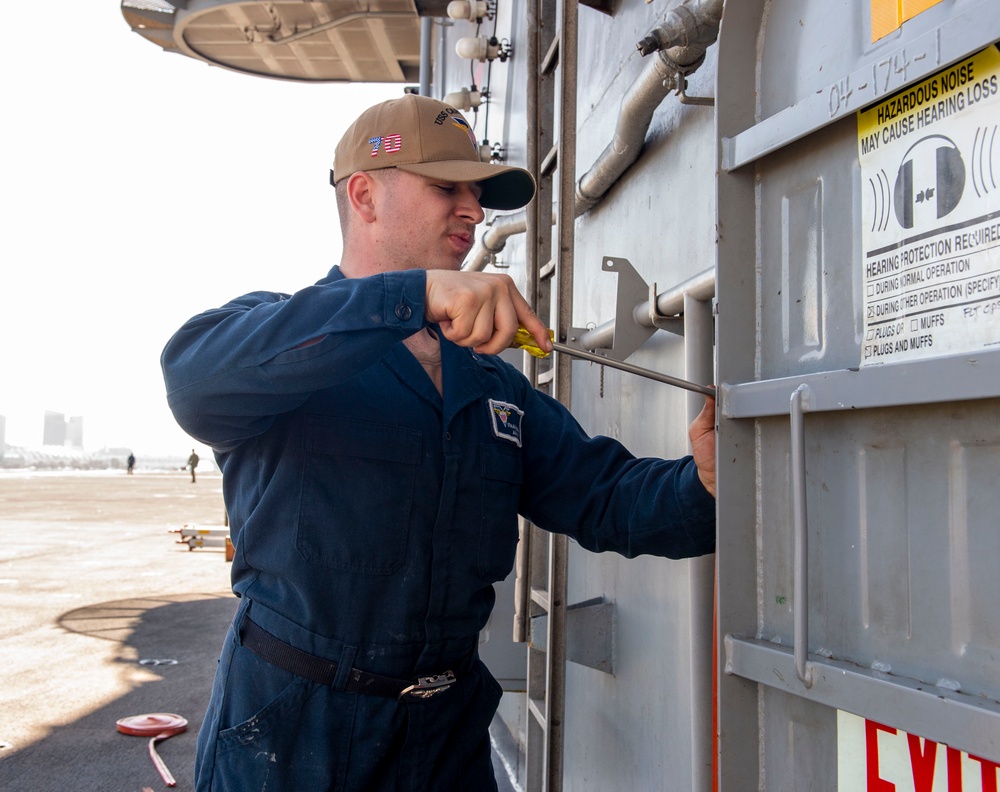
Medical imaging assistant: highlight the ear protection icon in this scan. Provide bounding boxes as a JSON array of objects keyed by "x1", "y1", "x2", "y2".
[{"x1": 893, "y1": 135, "x2": 965, "y2": 229}]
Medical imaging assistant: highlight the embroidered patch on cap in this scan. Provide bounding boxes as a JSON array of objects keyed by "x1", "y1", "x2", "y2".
[
  {"x1": 369, "y1": 133, "x2": 403, "y2": 158},
  {"x1": 449, "y1": 116, "x2": 479, "y2": 154},
  {"x1": 489, "y1": 399, "x2": 524, "y2": 447}
]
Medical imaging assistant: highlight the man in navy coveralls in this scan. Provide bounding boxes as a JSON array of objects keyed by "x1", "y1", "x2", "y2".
[{"x1": 162, "y1": 94, "x2": 717, "y2": 792}]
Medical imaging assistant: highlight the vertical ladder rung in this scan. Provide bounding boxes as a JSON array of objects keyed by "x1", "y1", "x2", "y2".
[
  {"x1": 541, "y1": 144, "x2": 559, "y2": 178},
  {"x1": 530, "y1": 587, "x2": 551, "y2": 611},
  {"x1": 528, "y1": 696, "x2": 547, "y2": 729},
  {"x1": 542, "y1": 35, "x2": 560, "y2": 74}
]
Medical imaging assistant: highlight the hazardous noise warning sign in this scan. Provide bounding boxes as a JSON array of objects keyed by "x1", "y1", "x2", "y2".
[{"x1": 858, "y1": 45, "x2": 1000, "y2": 368}]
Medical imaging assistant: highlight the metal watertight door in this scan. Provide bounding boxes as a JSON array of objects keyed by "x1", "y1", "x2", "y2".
[{"x1": 715, "y1": 1, "x2": 1000, "y2": 788}]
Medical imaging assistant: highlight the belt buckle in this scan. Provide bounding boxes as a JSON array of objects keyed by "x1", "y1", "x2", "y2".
[{"x1": 399, "y1": 670, "x2": 456, "y2": 700}]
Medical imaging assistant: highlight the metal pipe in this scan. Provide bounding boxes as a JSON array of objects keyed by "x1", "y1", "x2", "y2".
[
  {"x1": 790, "y1": 384, "x2": 814, "y2": 688},
  {"x1": 576, "y1": 321, "x2": 613, "y2": 352},
  {"x1": 683, "y1": 292, "x2": 715, "y2": 417},
  {"x1": 465, "y1": 52, "x2": 674, "y2": 270},
  {"x1": 652, "y1": 266, "x2": 716, "y2": 319},
  {"x1": 419, "y1": 17, "x2": 432, "y2": 97},
  {"x1": 466, "y1": 213, "x2": 530, "y2": 271},
  {"x1": 434, "y1": 15, "x2": 448, "y2": 100},
  {"x1": 573, "y1": 53, "x2": 677, "y2": 213},
  {"x1": 463, "y1": 0, "x2": 723, "y2": 271},
  {"x1": 579, "y1": 0, "x2": 722, "y2": 210},
  {"x1": 684, "y1": 292, "x2": 715, "y2": 792},
  {"x1": 578, "y1": 266, "x2": 715, "y2": 351},
  {"x1": 636, "y1": 0, "x2": 724, "y2": 62}
]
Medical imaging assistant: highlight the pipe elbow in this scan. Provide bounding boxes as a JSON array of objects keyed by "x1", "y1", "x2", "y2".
[
  {"x1": 637, "y1": 0, "x2": 723, "y2": 63},
  {"x1": 463, "y1": 214, "x2": 527, "y2": 271},
  {"x1": 482, "y1": 222, "x2": 512, "y2": 252},
  {"x1": 463, "y1": 242, "x2": 492, "y2": 271},
  {"x1": 575, "y1": 182, "x2": 600, "y2": 216}
]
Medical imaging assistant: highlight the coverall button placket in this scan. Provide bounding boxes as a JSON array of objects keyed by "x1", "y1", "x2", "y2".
[
  {"x1": 420, "y1": 362, "x2": 480, "y2": 649},
  {"x1": 422, "y1": 450, "x2": 460, "y2": 646}
]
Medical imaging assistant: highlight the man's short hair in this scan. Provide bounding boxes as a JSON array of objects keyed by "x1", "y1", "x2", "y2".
[{"x1": 331, "y1": 94, "x2": 535, "y2": 211}]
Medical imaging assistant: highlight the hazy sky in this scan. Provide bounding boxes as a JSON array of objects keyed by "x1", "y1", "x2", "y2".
[{"x1": 0, "y1": 2, "x2": 399, "y2": 455}]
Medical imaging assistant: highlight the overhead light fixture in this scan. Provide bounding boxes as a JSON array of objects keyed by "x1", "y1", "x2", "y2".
[
  {"x1": 443, "y1": 86, "x2": 485, "y2": 111},
  {"x1": 447, "y1": 1, "x2": 491, "y2": 22},
  {"x1": 487, "y1": 142, "x2": 506, "y2": 164},
  {"x1": 455, "y1": 36, "x2": 511, "y2": 63}
]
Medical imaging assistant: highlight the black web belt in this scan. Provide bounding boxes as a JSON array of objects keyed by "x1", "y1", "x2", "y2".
[{"x1": 239, "y1": 617, "x2": 456, "y2": 700}]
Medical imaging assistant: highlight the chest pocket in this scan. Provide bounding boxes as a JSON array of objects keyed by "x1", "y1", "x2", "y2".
[
  {"x1": 477, "y1": 443, "x2": 523, "y2": 582},
  {"x1": 298, "y1": 416, "x2": 422, "y2": 574}
]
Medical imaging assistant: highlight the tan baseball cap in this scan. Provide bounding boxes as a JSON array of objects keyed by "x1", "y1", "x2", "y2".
[{"x1": 331, "y1": 94, "x2": 535, "y2": 211}]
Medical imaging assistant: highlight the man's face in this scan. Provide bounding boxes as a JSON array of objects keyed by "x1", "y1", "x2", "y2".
[{"x1": 372, "y1": 170, "x2": 485, "y2": 271}]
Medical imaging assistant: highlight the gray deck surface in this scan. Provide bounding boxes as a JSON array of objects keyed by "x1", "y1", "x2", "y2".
[{"x1": 0, "y1": 471, "x2": 519, "y2": 791}]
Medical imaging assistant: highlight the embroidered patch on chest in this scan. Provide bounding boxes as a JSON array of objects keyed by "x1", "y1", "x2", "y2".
[{"x1": 488, "y1": 399, "x2": 524, "y2": 447}]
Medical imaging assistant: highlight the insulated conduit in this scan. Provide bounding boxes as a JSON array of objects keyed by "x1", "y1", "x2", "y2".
[{"x1": 464, "y1": 0, "x2": 724, "y2": 272}]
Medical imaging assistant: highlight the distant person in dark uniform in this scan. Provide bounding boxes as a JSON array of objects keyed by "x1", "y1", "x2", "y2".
[
  {"x1": 188, "y1": 449, "x2": 199, "y2": 482},
  {"x1": 127, "y1": 453, "x2": 135, "y2": 475}
]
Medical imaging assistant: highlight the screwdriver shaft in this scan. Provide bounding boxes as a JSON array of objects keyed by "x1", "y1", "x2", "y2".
[{"x1": 551, "y1": 341, "x2": 715, "y2": 397}]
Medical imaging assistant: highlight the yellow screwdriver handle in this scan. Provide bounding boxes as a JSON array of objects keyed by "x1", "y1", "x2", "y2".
[{"x1": 510, "y1": 326, "x2": 554, "y2": 358}]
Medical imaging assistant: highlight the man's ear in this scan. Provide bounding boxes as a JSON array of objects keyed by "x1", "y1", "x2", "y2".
[{"x1": 346, "y1": 172, "x2": 378, "y2": 224}]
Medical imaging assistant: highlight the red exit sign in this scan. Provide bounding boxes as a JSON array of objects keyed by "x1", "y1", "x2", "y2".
[{"x1": 839, "y1": 712, "x2": 999, "y2": 791}]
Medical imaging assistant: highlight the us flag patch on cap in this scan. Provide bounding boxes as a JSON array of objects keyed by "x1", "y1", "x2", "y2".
[{"x1": 489, "y1": 399, "x2": 524, "y2": 447}]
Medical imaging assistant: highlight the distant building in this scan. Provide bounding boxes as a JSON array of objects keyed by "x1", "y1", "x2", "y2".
[
  {"x1": 42, "y1": 412, "x2": 84, "y2": 448},
  {"x1": 66, "y1": 416, "x2": 84, "y2": 448},
  {"x1": 43, "y1": 411, "x2": 66, "y2": 446}
]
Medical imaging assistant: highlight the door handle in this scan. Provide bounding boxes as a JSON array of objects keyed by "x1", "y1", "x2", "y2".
[{"x1": 790, "y1": 384, "x2": 814, "y2": 688}]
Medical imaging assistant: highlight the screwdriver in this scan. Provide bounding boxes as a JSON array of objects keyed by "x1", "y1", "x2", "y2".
[{"x1": 510, "y1": 326, "x2": 715, "y2": 397}]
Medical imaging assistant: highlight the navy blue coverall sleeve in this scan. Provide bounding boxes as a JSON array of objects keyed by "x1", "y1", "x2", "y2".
[
  {"x1": 161, "y1": 269, "x2": 427, "y2": 451},
  {"x1": 516, "y1": 384, "x2": 716, "y2": 561}
]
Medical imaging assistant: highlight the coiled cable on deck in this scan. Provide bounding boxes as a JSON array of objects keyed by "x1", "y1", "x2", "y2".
[{"x1": 116, "y1": 713, "x2": 188, "y2": 787}]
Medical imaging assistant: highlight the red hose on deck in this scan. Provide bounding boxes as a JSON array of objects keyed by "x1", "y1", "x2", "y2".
[{"x1": 116, "y1": 713, "x2": 188, "y2": 788}]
